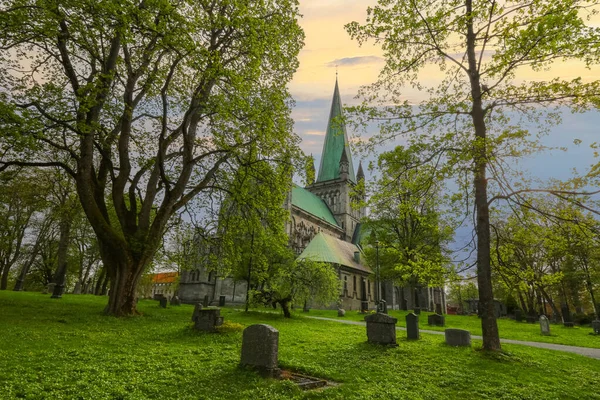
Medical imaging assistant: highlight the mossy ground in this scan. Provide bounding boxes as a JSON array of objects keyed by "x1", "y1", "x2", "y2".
[{"x1": 1, "y1": 291, "x2": 599, "y2": 399}]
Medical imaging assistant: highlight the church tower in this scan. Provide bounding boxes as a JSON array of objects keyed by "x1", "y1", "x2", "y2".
[{"x1": 307, "y1": 78, "x2": 365, "y2": 242}]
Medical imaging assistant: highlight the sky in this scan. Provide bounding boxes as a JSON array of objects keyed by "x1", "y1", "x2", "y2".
[{"x1": 290, "y1": 0, "x2": 600, "y2": 184}]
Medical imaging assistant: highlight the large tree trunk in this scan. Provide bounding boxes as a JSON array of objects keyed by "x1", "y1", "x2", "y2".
[
  {"x1": 94, "y1": 267, "x2": 106, "y2": 295},
  {"x1": 466, "y1": 0, "x2": 500, "y2": 351},
  {"x1": 51, "y1": 216, "x2": 72, "y2": 298},
  {"x1": 0, "y1": 263, "x2": 10, "y2": 290},
  {"x1": 279, "y1": 299, "x2": 291, "y2": 318}
]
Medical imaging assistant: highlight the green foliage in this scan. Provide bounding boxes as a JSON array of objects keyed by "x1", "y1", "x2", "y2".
[
  {"x1": 2, "y1": 292, "x2": 600, "y2": 399},
  {"x1": 362, "y1": 146, "x2": 454, "y2": 288}
]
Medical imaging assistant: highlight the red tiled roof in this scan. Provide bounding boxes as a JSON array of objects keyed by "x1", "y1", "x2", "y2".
[{"x1": 152, "y1": 272, "x2": 178, "y2": 284}]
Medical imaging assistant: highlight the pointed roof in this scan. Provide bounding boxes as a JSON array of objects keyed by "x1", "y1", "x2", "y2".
[
  {"x1": 316, "y1": 78, "x2": 356, "y2": 183},
  {"x1": 291, "y1": 185, "x2": 339, "y2": 227},
  {"x1": 356, "y1": 161, "x2": 365, "y2": 181},
  {"x1": 297, "y1": 232, "x2": 372, "y2": 274}
]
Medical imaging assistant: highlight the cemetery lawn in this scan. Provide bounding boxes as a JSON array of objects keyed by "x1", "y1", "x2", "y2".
[
  {"x1": 1, "y1": 292, "x2": 600, "y2": 400},
  {"x1": 303, "y1": 309, "x2": 600, "y2": 349}
]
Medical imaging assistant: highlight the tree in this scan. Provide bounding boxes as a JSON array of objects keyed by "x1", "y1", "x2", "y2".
[
  {"x1": 346, "y1": 0, "x2": 600, "y2": 350},
  {"x1": 361, "y1": 146, "x2": 454, "y2": 293},
  {"x1": 0, "y1": 0, "x2": 304, "y2": 315}
]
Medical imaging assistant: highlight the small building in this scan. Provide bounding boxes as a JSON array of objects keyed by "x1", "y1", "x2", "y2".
[{"x1": 151, "y1": 272, "x2": 179, "y2": 299}]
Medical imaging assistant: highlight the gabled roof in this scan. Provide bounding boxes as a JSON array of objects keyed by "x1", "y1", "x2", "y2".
[
  {"x1": 316, "y1": 78, "x2": 356, "y2": 183},
  {"x1": 297, "y1": 232, "x2": 372, "y2": 274},
  {"x1": 152, "y1": 272, "x2": 178, "y2": 284},
  {"x1": 291, "y1": 185, "x2": 339, "y2": 227}
]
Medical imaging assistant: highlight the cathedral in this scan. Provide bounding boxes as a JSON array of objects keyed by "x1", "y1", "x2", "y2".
[{"x1": 179, "y1": 78, "x2": 446, "y2": 313}]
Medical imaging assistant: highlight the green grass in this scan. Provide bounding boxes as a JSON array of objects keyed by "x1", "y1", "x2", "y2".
[
  {"x1": 301, "y1": 308, "x2": 600, "y2": 348},
  {"x1": 1, "y1": 291, "x2": 600, "y2": 399}
]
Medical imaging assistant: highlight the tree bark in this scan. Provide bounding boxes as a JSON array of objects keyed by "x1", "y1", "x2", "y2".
[
  {"x1": 466, "y1": 0, "x2": 500, "y2": 351},
  {"x1": 279, "y1": 299, "x2": 291, "y2": 318},
  {"x1": 51, "y1": 215, "x2": 72, "y2": 298}
]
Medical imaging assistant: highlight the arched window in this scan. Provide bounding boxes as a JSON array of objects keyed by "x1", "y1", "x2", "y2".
[{"x1": 353, "y1": 276, "x2": 356, "y2": 292}]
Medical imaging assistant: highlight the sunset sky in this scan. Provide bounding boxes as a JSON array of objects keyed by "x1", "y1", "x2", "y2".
[{"x1": 290, "y1": 1, "x2": 600, "y2": 182}]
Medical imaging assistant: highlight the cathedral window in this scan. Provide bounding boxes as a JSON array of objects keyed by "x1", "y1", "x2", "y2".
[{"x1": 353, "y1": 276, "x2": 356, "y2": 292}]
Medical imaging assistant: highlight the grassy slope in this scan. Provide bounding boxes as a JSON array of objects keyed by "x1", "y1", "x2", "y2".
[
  {"x1": 302, "y1": 308, "x2": 600, "y2": 348},
  {"x1": 0, "y1": 291, "x2": 599, "y2": 400}
]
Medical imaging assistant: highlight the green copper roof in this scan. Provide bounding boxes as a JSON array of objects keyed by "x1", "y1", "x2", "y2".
[
  {"x1": 297, "y1": 232, "x2": 372, "y2": 273},
  {"x1": 291, "y1": 186, "x2": 339, "y2": 227},
  {"x1": 316, "y1": 79, "x2": 356, "y2": 183}
]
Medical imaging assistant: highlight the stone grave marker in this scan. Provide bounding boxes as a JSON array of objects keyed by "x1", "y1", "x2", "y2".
[
  {"x1": 515, "y1": 309, "x2": 523, "y2": 322},
  {"x1": 193, "y1": 307, "x2": 224, "y2": 332},
  {"x1": 427, "y1": 313, "x2": 445, "y2": 327},
  {"x1": 562, "y1": 304, "x2": 574, "y2": 328},
  {"x1": 592, "y1": 320, "x2": 600, "y2": 335},
  {"x1": 539, "y1": 315, "x2": 551, "y2": 336},
  {"x1": 170, "y1": 296, "x2": 181, "y2": 306},
  {"x1": 365, "y1": 313, "x2": 398, "y2": 346},
  {"x1": 338, "y1": 308, "x2": 345, "y2": 317},
  {"x1": 413, "y1": 307, "x2": 421, "y2": 315},
  {"x1": 406, "y1": 313, "x2": 419, "y2": 340},
  {"x1": 159, "y1": 297, "x2": 167, "y2": 308},
  {"x1": 191, "y1": 303, "x2": 203, "y2": 321},
  {"x1": 240, "y1": 324, "x2": 280, "y2": 377},
  {"x1": 445, "y1": 329, "x2": 471, "y2": 347}
]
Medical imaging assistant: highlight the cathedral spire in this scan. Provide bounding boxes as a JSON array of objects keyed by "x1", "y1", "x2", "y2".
[
  {"x1": 316, "y1": 78, "x2": 356, "y2": 183},
  {"x1": 356, "y1": 161, "x2": 365, "y2": 182}
]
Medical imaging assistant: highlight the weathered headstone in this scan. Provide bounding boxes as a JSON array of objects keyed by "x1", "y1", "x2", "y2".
[
  {"x1": 539, "y1": 315, "x2": 551, "y2": 336},
  {"x1": 365, "y1": 313, "x2": 398, "y2": 346},
  {"x1": 192, "y1": 303, "x2": 203, "y2": 321},
  {"x1": 562, "y1": 304, "x2": 574, "y2": 328},
  {"x1": 406, "y1": 313, "x2": 419, "y2": 340},
  {"x1": 360, "y1": 301, "x2": 369, "y2": 313},
  {"x1": 428, "y1": 313, "x2": 445, "y2": 327},
  {"x1": 592, "y1": 320, "x2": 600, "y2": 335},
  {"x1": 159, "y1": 297, "x2": 167, "y2": 308},
  {"x1": 193, "y1": 308, "x2": 224, "y2": 332},
  {"x1": 377, "y1": 299, "x2": 388, "y2": 314},
  {"x1": 203, "y1": 295, "x2": 209, "y2": 307},
  {"x1": 445, "y1": 329, "x2": 471, "y2": 347},
  {"x1": 413, "y1": 307, "x2": 421, "y2": 315},
  {"x1": 170, "y1": 296, "x2": 181, "y2": 306},
  {"x1": 515, "y1": 309, "x2": 523, "y2": 322},
  {"x1": 240, "y1": 324, "x2": 280, "y2": 377},
  {"x1": 435, "y1": 303, "x2": 443, "y2": 315},
  {"x1": 338, "y1": 308, "x2": 346, "y2": 317},
  {"x1": 219, "y1": 295, "x2": 226, "y2": 307}
]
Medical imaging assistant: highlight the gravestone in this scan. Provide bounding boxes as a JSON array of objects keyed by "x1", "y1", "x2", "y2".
[
  {"x1": 562, "y1": 304, "x2": 574, "y2": 328},
  {"x1": 515, "y1": 310, "x2": 523, "y2": 322},
  {"x1": 203, "y1": 295, "x2": 209, "y2": 307},
  {"x1": 338, "y1": 308, "x2": 346, "y2": 317},
  {"x1": 435, "y1": 303, "x2": 443, "y2": 315},
  {"x1": 406, "y1": 313, "x2": 419, "y2": 340},
  {"x1": 193, "y1": 308, "x2": 224, "y2": 332},
  {"x1": 159, "y1": 297, "x2": 168, "y2": 308},
  {"x1": 539, "y1": 315, "x2": 551, "y2": 336},
  {"x1": 428, "y1": 313, "x2": 445, "y2": 327},
  {"x1": 360, "y1": 301, "x2": 369, "y2": 313},
  {"x1": 365, "y1": 313, "x2": 398, "y2": 346},
  {"x1": 192, "y1": 303, "x2": 203, "y2": 321},
  {"x1": 219, "y1": 295, "x2": 226, "y2": 307},
  {"x1": 413, "y1": 307, "x2": 421, "y2": 315},
  {"x1": 170, "y1": 296, "x2": 181, "y2": 306},
  {"x1": 592, "y1": 320, "x2": 600, "y2": 335},
  {"x1": 240, "y1": 324, "x2": 280, "y2": 377},
  {"x1": 445, "y1": 329, "x2": 471, "y2": 347}
]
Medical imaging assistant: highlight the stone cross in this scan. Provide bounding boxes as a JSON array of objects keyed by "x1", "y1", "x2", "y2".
[
  {"x1": 365, "y1": 313, "x2": 398, "y2": 346},
  {"x1": 445, "y1": 329, "x2": 471, "y2": 347},
  {"x1": 406, "y1": 312, "x2": 419, "y2": 340},
  {"x1": 539, "y1": 315, "x2": 551, "y2": 336},
  {"x1": 240, "y1": 324, "x2": 280, "y2": 378}
]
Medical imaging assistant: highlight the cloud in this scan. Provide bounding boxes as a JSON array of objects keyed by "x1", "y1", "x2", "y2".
[
  {"x1": 304, "y1": 130, "x2": 325, "y2": 136},
  {"x1": 327, "y1": 56, "x2": 383, "y2": 67}
]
